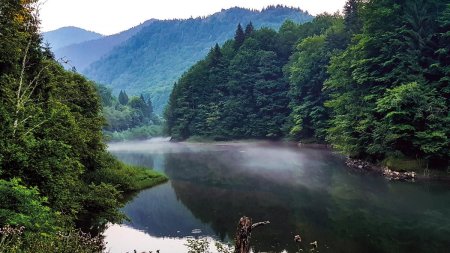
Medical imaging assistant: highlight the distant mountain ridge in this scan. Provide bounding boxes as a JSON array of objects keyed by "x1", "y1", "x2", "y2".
[
  {"x1": 42, "y1": 26, "x2": 103, "y2": 50},
  {"x1": 50, "y1": 19, "x2": 156, "y2": 71},
  {"x1": 44, "y1": 6, "x2": 313, "y2": 113}
]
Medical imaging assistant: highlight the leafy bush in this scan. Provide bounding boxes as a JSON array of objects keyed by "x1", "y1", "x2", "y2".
[{"x1": 0, "y1": 179, "x2": 59, "y2": 232}]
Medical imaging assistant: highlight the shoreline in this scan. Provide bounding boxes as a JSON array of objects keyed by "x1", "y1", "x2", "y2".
[
  {"x1": 345, "y1": 158, "x2": 450, "y2": 182},
  {"x1": 112, "y1": 137, "x2": 449, "y2": 182}
]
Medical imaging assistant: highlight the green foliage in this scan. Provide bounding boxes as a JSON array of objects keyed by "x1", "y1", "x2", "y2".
[
  {"x1": 324, "y1": 0, "x2": 450, "y2": 166},
  {"x1": 101, "y1": 87, "x2": 161, "y2": 137},
  {"x1": 372, "y1": 82, "x2": 449, "y2": 160},
  {"x1": 286, "y1": 14, "x2": 345, "y2": 142},
  {"x1": 0, "y1": 179, "x2": 58, "y2": 232}
]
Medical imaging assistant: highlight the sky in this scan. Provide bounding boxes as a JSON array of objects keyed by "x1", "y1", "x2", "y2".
[{"x1": 40, "y1": 0, "x2": 347, "y2": 35}]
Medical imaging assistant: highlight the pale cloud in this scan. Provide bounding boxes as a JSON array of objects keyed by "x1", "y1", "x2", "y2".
[{"x1": 39, "y1": 0, "x2": 347, "y2": 35}]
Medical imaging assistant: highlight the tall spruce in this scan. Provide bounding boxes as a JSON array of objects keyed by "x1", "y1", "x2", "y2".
[
  {"x1": 245, "y1": 22, "x2": 255, "y2": 36},
  {"x1": 118, "y1": 90, "x2": 129, "y2": 105},
  {"x1": 234, "y1": 23, "x2": 246, "y2": 49},
  {"x1": 343, "y1": 0, "x2": 362, "y2": 35}
]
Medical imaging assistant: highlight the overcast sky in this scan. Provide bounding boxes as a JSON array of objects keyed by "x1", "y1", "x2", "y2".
[{"x1": 40, "y1": 0, "x2": 347, "y2": 35}]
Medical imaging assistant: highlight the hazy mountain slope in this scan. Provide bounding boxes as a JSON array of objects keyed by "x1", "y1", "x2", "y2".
[
  {"x1": 83, "y1": 6, "x2": 313, "y2": 113},
  {"x1": 52, "y1": 19, "x2": 156, "y2": 71},
  {"x1": 42, "y1": 26, "x2": 103, "y2": 50}
]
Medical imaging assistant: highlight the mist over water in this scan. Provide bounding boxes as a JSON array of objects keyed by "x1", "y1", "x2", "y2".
[{"x1": 105, "y1": 139, "x2": 450, "y2": 253}]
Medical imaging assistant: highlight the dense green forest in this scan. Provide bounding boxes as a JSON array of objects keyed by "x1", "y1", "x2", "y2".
[
  {"x1": 97, "y1": 87, "x2": 162, "y2": 141},
  {"x1": 165, "y1": 0, "x2": 450, "y2": 168},
  {"x1": 0, "y1": 0, "x2": 166, "y2": 251},
  {"x1": 82, "y1": 6, "x2": 313, "y2": 113}
]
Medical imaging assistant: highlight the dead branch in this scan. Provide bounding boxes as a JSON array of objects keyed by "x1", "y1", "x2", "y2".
[{"x1": 251, "y1": 221, "x2": 270, "y2": 229}]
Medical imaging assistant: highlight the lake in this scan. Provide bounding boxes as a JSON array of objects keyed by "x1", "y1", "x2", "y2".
[{"x1": 104, "y1": 139, "x2": 450, "y2": 253}]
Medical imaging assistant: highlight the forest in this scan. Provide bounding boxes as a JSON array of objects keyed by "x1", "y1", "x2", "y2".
[
  {"x1": 98, "y1": 87, "x2": 162, "y2": 141},
  {"x1": 0, "y1": 0, "x2": 166, "y2": 251},
  {"x1": 165, "y1": 0, "x2": 450, "y2": 168}
]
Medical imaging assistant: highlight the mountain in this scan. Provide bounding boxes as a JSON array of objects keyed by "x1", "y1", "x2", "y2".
[
  {"x1": 42, "y1": 26, "x2": 103, "y2": 50},
  {"x1": 51, "y1": 19, "x2": 156, "y2": 72},
  {"x1": 83, "y1": 6, "x2": 313, "y2": 113}
]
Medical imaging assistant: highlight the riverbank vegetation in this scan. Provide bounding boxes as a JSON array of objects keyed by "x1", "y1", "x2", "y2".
[
  {"x1": 0, "y1": 0, "x2": 166, "y2": 251},
  {"x1": 165, "y1": 0, "x2": 450, "y2": 171},
  {"x1": 97, "y1": 86, "x2": 163, "y2": 141}
]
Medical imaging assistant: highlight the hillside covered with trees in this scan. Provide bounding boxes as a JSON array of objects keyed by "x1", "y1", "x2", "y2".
[
  {"x1": 82, "y1": 6, "x2": 313, "y2": 113},
  {"x1": 0, "y1": 0, "x2": 166, "y2": 251},
  {"x1": 165, "y1": 0, "x2": 450, "y2": 169}
]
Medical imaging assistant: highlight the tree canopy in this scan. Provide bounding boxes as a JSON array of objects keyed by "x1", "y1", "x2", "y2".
[{"x1": 165, "y1": 0, "x2": 450, "y2": 168}]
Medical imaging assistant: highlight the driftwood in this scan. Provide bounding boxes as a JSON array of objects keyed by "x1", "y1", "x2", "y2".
[{"x1": 234, "y1": 216, "x2": 270, "y2": 253}]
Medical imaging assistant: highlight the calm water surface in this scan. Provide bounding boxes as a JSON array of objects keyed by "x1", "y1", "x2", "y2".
[{"x1": 104, "y1": 139, "x2": 450, "y2": 253}]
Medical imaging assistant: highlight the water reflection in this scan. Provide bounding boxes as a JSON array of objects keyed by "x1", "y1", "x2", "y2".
[
  {"x1": 105, "y1": 140, "x2": 450, "y2": 253},
  {"x1": 104, "y1": 224, "x2": 217, "y2": 253},
  {"x1": 121, "y1": 183, "x2": 215, "y2": 237}
]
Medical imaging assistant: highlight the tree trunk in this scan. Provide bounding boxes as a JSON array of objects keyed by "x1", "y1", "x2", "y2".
[{"x1": 234, "y1": 216, "x2": 269, "y2": 253}]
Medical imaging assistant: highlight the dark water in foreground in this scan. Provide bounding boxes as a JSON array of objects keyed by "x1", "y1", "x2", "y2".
[{"x1": 104, "y1": 139, "x2": 450, "y2": 253}]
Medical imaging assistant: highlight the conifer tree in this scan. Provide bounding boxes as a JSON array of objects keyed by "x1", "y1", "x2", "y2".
[
  {"x1": 147, "y1": 98, "x2": 154, "y2": 115},
  {"x1": 245, "y1": 22, "x2": 254, "y2": 36},
  {"x1": 343, "y1": 0, "x2": 362, "y2": 35},
  {"x1": 118, "y1": 90, "x2": 129, "y2": 105},
  {"x1": 234, "y1": 23, "x2": 246, "y2": 49}
]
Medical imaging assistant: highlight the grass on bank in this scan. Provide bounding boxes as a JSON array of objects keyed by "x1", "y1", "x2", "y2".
[
  {"x1": 88, "y1": 155, "x2": 168, "y2": 192},
  {"x1": 382, "y1": 157, "x2": 426, "y2": 172}
]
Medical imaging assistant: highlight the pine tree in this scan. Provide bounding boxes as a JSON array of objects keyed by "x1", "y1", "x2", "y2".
[
  {"x1": 245, "y1": 22, "x2": 254, "y2": 36},
  {"x1": 209, "y1": 43, "x2": 222, "y2": 66},
  {"x1": 234, "y1": 23, "x2": 246, "y2": 49},
  {"x1": 147, "y1": 98, "x2": 154, "y2": 115},
  {"x1": 343, "y1": 0, "x2": 362, "y2": 35},
  {"x1": 118, "y1": 90, "x2": 129, "y2": 105}
]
